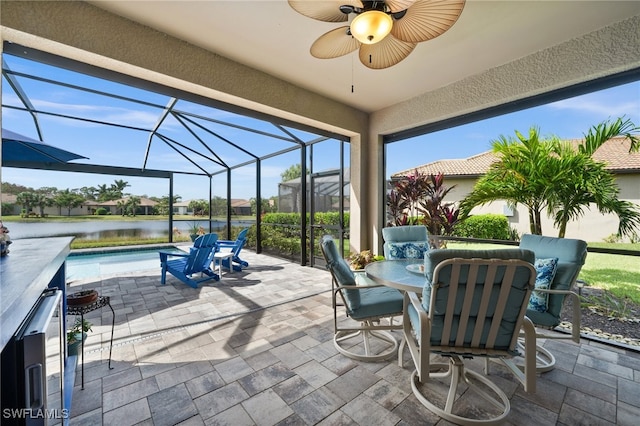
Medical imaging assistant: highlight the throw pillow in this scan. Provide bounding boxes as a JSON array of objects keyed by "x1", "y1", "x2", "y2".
[
  {"x1": 387, "y1": 242, "x2": 429, "y2": 260},
  {"x1": 528, "y1": 257, "x2": 559, "y2": 313}
]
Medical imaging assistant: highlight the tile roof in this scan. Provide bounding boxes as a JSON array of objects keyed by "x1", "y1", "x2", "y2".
[
  {"x1": 230, "y1": 199, "x2": 251, "y2": 208},
  {"x1": 86, "y1": 197, "x2": 158, "y2": 207},
  {"x1": 0, "y1": 193, "x2": 17, "y2": 204},
  {"x1": 391, "y1": 136, "x2": 640, "y2": 178}
]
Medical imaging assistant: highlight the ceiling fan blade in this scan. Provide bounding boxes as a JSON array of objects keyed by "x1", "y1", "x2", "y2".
[
  {"x1": 288, "y1": 0, "x2": 364, "y2": 22},
  {"x1": 391, "y1": 0, "x2": 466, "y2": 43},
  {"x1": 385, "y1": 0, "x2": 417, "y2": 13},
  {"x1": 359, "y1": 35, "x2": 416, "y2": 69},
  {"x1": 311, "y1": 26, "x2": 360, "y2": 59}
]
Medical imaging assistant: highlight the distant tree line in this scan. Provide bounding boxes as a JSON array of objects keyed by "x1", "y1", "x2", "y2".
[
  {"x1": 1, "y1": 163, "x2": 308, "y2": 218},
  {"x1": 2, "y1": 180, "x2": 279, "y2": 218},
  {"x1": 2, "y1": 179, "x2": 143, "y2": 217}
]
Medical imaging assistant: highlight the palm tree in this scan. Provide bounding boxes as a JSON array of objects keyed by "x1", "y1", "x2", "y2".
[
  {"x1": 460, "y1": 118, "x2": 640, "y2": 238},
  {"x1": 54, "y1": 190, "x2": 85, "y2": 216},
  {"x1": 33, "y1": 192, "x2": 53, "y2": 217},
  {"x1": 116, "y1": 199, "x2": 127, "y2": 216},
  {"x1": 112, "y1": 179, "x2": 130, "y2": 198},
  {"x1": 548, "y1": 118, "x2": 640, "y2": 237},
  {"x1": 96, "y1": 184, "x2": 110, "y2": 202},
  {"x1": 459, "y1": 127, "x2": 563, "y2": 235},
  {"x1": 125, "y1": 196, "x2": 141, "y2": 216},
  {"x1": 16, "y1": 191, "x2": 38, "y2": 216}
]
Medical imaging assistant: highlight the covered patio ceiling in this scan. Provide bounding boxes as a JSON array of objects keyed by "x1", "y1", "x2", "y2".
[{"x1": 88, "y1": 1, "x2": 640, "y2": 113}]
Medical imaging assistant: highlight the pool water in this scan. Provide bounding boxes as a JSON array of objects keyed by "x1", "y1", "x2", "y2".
[{"x1": 66, "y1": 246, "x2": 185, "y2": 280}]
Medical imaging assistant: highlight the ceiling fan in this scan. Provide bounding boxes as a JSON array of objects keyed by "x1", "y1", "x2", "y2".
[{"x1": 288, "y1": 0, "x2": 466, "y2": 69}]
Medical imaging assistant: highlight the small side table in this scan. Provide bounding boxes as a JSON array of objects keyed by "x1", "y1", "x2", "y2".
[
  {"x1": 213, "y1": 252, "x2": 234, "y2": 279},
  {"x1": 67, "y1": 295, "x2": 115, "y2": 389}
]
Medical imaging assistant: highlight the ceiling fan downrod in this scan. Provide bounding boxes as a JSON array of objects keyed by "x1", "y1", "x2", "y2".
[
  {"x1": 340, "y1": 1, "x2": 408, "y2": 22},
  {"x1": 339, "y1": 1, "x2": 393, "y2": 16}
]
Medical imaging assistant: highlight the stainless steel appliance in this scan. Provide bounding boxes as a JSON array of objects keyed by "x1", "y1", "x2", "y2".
[{"x1": 1, "y1": 289, "x2": 66, "y2": 425}]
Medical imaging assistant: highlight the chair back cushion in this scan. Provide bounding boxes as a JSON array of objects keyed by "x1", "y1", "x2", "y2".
[
  {"x1": 423, "y1": 248, "x2": 535, "y2": 283},
  {"x1": 320, "y1": 236, "x2": 360, "y2": 309},
  {"x1": 422, "y1": 249, "x2": 535, "y2": 351},
  {"x1": 382, "y1": 225, "x2": 430, "y2": 259},
  {"x1": 519, "y1": 234, "x2": 587, "y2": 321}
]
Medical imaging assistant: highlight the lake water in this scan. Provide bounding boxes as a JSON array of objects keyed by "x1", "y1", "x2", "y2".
[{"x1": 3, "y1": 219, "x2": 254, "y2": 240}]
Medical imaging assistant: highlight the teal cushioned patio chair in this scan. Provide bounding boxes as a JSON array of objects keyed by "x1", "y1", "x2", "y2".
[
  {"x1": 518, "y1": 234, "x2": 588, "y2": 372},
  {"x1": 320, "y1": 235, "x2": 404, "y2": 362},
  {"x1": 399, "y1": 248, "x2": 537, "y2": 425},
  {"x1": 159, "y1": 233, "x2": 219, "y2": 288},
  {"x1": 215, "y1": 228, "x2": 249, "y2": 272},
  {"x1": 382, "y1": 225, "x2": 430, "y2": 260}
]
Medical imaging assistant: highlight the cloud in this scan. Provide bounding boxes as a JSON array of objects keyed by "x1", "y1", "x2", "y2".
[
  {"x1": 7, "y1": 97, "x2": 181, "y2": 131},
  {"x1": 548, "y1": 91, "x2": 640, "y2": 118}
]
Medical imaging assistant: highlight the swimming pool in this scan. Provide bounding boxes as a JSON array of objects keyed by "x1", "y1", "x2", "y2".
[{"x1": 66, "y1": 246, "x2": 185, "y2": 280}]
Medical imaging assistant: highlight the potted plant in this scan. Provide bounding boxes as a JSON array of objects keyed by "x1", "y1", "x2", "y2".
[
  {"x1": 347, "y1": 250, "x2": 384, "y2": 271},
  {"x1": 0, "y1": 220, "x2": 11, "y2": 256},
  {"x1": 67, "y1": 318, "x2": 92, "y2": 356},
  {"x1": 188, "y1": 222, "x2": 206, "y2": 242}
]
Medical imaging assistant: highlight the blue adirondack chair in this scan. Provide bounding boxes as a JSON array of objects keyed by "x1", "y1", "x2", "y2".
[
  {"x1": 215, "y1": 228, "x2": 249, "y2": 272},
  {"x1": 159, "y1": 233, "x2": 219, "y2": 288}
]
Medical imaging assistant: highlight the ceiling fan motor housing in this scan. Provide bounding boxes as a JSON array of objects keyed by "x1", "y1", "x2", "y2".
[{"x1": 291, "y1": 0, "x2": 467, "y2": 69}]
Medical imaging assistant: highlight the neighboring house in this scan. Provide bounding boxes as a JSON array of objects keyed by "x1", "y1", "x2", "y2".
[
  {"x1": 85, "y1": 197, "x2": 158, "y2": 215},
  {"x1": 230, "y1": 199, "x2": 251, "y2": 216},
  {"x1": 0, "y1": 193, "x2": 19, "y2": 215},
  {"x1": 173, "y1": 201, "x2": 191, "y2": 216},
  {"x1": 391, "y1": 137, "x2": 640, "y2": 242},
  {"x1": 1, "y1": 194, "x2": 158, "y2": 216},
  {"x1": 0, "y1": 193, "x2": 90, "y2": 216}
]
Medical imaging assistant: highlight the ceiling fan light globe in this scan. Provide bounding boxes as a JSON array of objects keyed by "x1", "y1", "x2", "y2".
[{"x1": 350, "y1": 10, "x2": 393, "y2": 45}]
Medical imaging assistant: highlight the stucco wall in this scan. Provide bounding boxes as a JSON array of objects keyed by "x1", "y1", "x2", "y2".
[{"x1": 445, "y1": 174, "x2": 640, "y2": 243}]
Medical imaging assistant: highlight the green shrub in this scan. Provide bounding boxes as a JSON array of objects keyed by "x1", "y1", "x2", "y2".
[
  {"x1": 95, "y1": 207, "x2": 109, "y2": 215},
  {"x1": 1, "y1": 203, "x2": 15, "y2": 215},
  {"x1": 454, "y1": 214, "x2": 512, "y2": 240},
  {"x1": 603, "y1": 233, "x2": 622, "y2": 243},
  {"x1": 252, "y1": 212, "x2": 348, "y2": 256}
]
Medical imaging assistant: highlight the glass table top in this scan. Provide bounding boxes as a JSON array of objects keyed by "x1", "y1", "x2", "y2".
[{"x1": 365, "y1": 259, "x2": 427, "y2": 292}]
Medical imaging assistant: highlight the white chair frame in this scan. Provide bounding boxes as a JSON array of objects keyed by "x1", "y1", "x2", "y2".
[{"x1": 399, "y1": 257, "x2": 537, "y2": 425}]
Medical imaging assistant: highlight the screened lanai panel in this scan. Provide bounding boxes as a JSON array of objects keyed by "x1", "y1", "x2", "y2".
[
  {"x1": 3, "y1": 55, "x2": 167, "y2": 105},
  {"x1": 3, "y1": 50, "x2": 342, "y2": 178},
  {"x1": 3, "y1": 55, "x2": 168, "y2": 163},
  {"x1": 3, "y1": 44, "x2": 352, "y2": 260}
]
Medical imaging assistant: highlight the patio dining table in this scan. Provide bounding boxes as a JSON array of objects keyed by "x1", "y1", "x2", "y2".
[{"x1": 365, "y1": 259, "x2": 428, "y2": 293}]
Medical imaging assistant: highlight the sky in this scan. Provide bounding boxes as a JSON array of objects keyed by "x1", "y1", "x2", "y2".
[
  {"x1": 387, "y1": 80, "x2": 640, "y2": 178},
  {"x1": 2, "y1": 52, "x2": 639, "y2": 202}
]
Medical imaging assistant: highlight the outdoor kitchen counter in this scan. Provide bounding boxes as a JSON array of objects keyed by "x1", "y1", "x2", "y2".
[{"x1": 0, "y1": 236, "x2": 73, "y2": 350}]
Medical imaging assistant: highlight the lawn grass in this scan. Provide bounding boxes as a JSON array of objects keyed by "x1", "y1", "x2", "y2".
[
  {"x1": 580, "y1": 252, "x2": 640, "y2": 304},
  {"x1": 70, "y1": 236, "x2": 192, "y2": 249}
]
